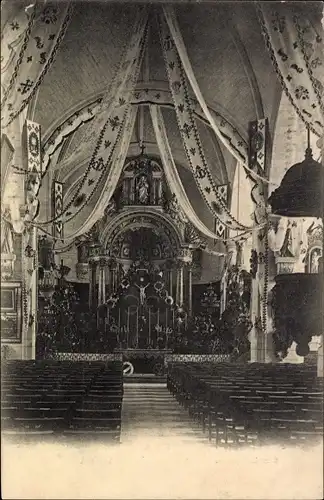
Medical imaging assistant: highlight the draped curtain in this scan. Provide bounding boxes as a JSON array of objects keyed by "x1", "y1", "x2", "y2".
[
  {"x1": 1, "y1": 1, "x2": 74, "y2": 129},
  {"x1": 257, "y1": 2, "x2": 324, "y2": 138},
  {"x1": 37, "y1": 9, "x2": 149, "y2": 229},
  {"x1": 150, "y1": 104, "x2": 225, "y2": 248}
]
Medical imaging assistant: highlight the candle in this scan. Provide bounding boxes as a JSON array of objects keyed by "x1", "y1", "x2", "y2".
[{"x1": 148, "y1": 307, "x2": 151, "y2": 345}]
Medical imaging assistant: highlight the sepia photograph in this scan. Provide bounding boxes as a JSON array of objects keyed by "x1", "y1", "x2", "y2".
[{"x1": 1, "y1": 0, "x2": 323, "y2": 498}]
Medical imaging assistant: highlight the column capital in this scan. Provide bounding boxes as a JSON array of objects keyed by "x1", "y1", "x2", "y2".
[
  {"x1": 99, "y1": 256, "x2": 109, "y2": 268},
  {"x1": 177, "y1": 246, "x2": 193, "y2": 264},
  {"x1": 108, "y1": 258, "x2": 118, "y2": 270}
]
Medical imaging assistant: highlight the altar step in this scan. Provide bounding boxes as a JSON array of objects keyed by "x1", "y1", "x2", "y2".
[
  {"x1": 121, "y1": 383, "x2": 208, "y2": 443},
  {"x1": 123, "y1": 373, "x2": 166, "y2": 384}
]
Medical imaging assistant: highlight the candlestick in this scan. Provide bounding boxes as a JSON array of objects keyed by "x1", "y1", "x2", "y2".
[
  {"x1": 136, "y1": 308, "x2": 139, "y2": 346},
  {"x1": 127, "y1": 307, "x2": 130, "y2": 348}
]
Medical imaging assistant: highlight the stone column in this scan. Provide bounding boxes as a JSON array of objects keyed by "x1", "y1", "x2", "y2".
[
  {"x1": 318, "y1": 339, "x2": 323, "y2": 378},
  {"x1": 89, "y1": 260, "x2": 97, "y2": 309},
  {"x1": 98, "y1": 258, "x2": 107, "y2": 305},
  {"x1": 169, "y1": 269, "x2": 173, "y2": 297},
  {"x1": 187, "y1": 264, "x2": 193, "y2": 317},
  {"x1": 179, "y1": 264, "x2": 184, "y2": 306},
  {"x1": 249, "y1": 229, "x2": 265, "y2": 363},
  {"x1": 109, "y1": 259, "x2": 118, "y2": 294},
  {"x1": 176, "y1": 265, "x2": 180, "y2": 304}
]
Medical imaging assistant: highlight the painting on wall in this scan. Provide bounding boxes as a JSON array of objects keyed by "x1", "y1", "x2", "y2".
[{"x1": 1, "y1": 282, "x2": 22, "y2": 343}]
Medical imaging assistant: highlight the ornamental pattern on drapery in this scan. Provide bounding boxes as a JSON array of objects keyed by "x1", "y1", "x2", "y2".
[
  {"x1": 257, "y1": 2, "x2": 324, "y2": 137},
  {"x1": 36, "y1": 11, "x2": 148, "y2": 229},
  {"x1": 159, "y1": 15, "x2": 252, "y2": 233},
  {"x1": 42, "y1": 87, "x2": 249, "y2": 182},
  {"x1": 150, "y1": 104, "x2": 225, "y2": 247},
  {"x1": 1, "y1": 2, "x2": 74, "y2": 129},
  {"x1": 62, "y1": 7, "x2": 149, "y2": 165}
]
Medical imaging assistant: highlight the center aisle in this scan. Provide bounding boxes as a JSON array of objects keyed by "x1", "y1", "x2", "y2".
[{"x1": 120, "y1": 382, "x2": 208, "y2": 443}]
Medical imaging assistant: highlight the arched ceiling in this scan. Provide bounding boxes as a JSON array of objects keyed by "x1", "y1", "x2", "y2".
[{"x1": 34, "y1": 0, "x2": 288, "y2": 232}]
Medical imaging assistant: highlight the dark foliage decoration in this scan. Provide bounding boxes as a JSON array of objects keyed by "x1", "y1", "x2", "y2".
[
  {"x1": 37, "y1": 281, "x2": 116, "y2": 357},
  {"x1": 174, "y1": 269, "x2": 252, "y2": 356}
]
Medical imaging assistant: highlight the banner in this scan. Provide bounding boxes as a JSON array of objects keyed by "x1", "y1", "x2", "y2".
[
  {"x1": 24, "y1": 119, "x2": 41, "y2": 219},
  {"x1": 52, "y1": 181, "x2": 64, "y2": 240},
  {"x1": 249, "y1": 119, "x2": 268, "y2": 173},
  {"x1": 215, "y1": 184, "x2": 228, "y2": 239}
]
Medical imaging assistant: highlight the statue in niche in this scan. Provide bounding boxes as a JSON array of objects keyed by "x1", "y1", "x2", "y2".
[
  {"x1": 137, "y1": 175, "x2": 149, "y2": 204},
  {"x1": 77, "y1": 244, "x2": 88, "y2": 264},
  {"x1": 1, "y1": 208, "x2": 14, "y2": 255},
  {"x1": 310, "y1": 248, "x2": 321, "y2": 274},
  {"x1": 280, "y1": 222, "x2": 294, "y2": 257}
]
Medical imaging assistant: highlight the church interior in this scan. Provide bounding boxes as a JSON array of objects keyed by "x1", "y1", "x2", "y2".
[{"x1": 1, "y1": 0, "x2": 324, "y2": 497}]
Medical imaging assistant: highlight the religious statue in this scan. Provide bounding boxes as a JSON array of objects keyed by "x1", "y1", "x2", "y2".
[
  {"x1": 280, "y1": 223, "x2": 294, "y2": 257},
  {"x1": 134, "y1": 281, "x2": 150, "y2": 306},
  {"x1": 1, "y1": 208, "x2": 14, "y2": 255},
  {"x1": 310, "y1": 249, "x2": 321, "y2": 274},
  {"x1": 137, "y1": 175, "x2": 149, "y2": 204}
]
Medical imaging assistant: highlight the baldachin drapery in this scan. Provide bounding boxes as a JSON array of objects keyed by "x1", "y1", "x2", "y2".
[
  {"x1": 1, "y1": 1, "x2": 74, "y2": 129},
  {"x1": 151, "y1": 104, "x2": 240, "y2": 247},
  {"x1": 257, "y1": 2, "x2": 324, "y2": 138},
  {"x1": 36, "y1": 12, "x2": 148, "y2": 227}
]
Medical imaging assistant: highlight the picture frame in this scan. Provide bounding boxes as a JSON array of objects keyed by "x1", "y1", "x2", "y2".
[{"x1": 1, "y1": 282, "x2": 22, "y2": 343}]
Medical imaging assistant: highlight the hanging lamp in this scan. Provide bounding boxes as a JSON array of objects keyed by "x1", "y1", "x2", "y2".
[{"x1": 268, "y1": 127, "x2": 323, "y2": 218}]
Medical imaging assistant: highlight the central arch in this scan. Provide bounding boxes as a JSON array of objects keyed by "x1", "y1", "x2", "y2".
[{"x1": 101, "y1": 208, "x2": 184, "y2": 257}]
